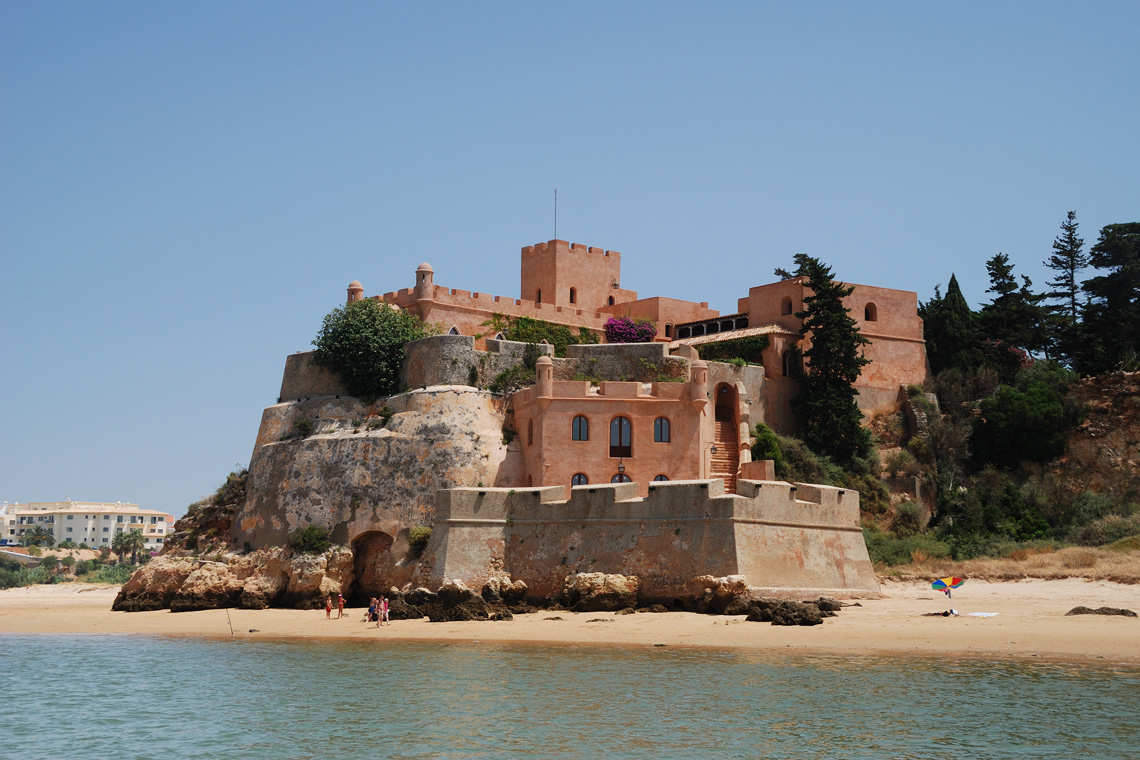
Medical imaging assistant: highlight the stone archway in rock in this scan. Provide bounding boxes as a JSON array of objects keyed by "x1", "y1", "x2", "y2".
[{"x1": 350, "y1": 530, "x2": 415, "y2": 603}]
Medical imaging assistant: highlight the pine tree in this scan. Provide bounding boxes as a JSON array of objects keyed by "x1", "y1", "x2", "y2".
[
  {"x1": 1044, "y1": 211, "x2": 1087, "y2": 366},
  {"x1": 1045, "y1": 211, "x2": 1087, "y2": 321},
  {"x1": 789, "y1": 254, "x2": 871, "y2": 466},
  {"x1": 919, "y1": 274, "x2": 981, "y2": 374},
  {"x1": 1076, "y1": 222, "x2": 1140, "y2": 374},
  {"x1": 978, "y1": 253, "x2": 1050, "y2": 375}
]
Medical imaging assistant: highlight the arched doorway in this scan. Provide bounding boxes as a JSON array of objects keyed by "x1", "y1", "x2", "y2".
[
  {"x1": 350, "y1": 530, "x2": 415, "y2": 603},
  {"x1": 712, "y1": 383, "x2": 740, "y2": 493}
]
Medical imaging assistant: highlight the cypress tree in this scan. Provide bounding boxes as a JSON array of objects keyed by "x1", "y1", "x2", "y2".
[
  {"x1": 920, "y1": 274, "x2": 981, "y2": 374},
  {"x1": 789, "y1": 254, "x2": 871, "y2": 466}
]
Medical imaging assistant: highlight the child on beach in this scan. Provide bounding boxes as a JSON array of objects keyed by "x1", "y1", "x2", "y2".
[{"x1": 325, "y1": 595, "x2": 332, "y2": 619}]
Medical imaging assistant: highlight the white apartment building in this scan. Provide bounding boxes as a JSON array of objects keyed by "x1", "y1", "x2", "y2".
[{"x1": 0, "y1": 501, "x2": 174, "y2": 550}]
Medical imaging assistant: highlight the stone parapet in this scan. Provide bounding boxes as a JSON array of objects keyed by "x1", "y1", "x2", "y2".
[{"x1": 424, "y1": 478, "x2": 877, "y2": 599}]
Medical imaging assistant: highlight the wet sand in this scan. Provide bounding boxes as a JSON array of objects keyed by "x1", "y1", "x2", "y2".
[{"x1": 2, "y1": 579, "x2": 1137, "y2": 663}]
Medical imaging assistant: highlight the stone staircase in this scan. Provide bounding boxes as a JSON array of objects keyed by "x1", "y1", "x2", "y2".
[{"x1": 711, "y1": 419, "x2": 739, "y2": 494}]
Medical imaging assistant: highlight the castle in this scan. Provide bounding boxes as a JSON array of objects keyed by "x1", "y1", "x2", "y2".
[
  {"x1": 231, "y1": 238, "x2": 928, "y2": 600},
  {"x1": 354, "y1": 238, "x2": 928, "y2": 495}
]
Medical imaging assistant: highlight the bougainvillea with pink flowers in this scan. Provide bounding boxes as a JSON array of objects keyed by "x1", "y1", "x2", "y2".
[{"x1": 604, "y1": 316, "x2": 657, "y2": 343}]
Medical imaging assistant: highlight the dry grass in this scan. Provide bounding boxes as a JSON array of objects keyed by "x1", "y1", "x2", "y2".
[{"x1": 880, "y1": 546, "x2": 1140, "y2": 584}]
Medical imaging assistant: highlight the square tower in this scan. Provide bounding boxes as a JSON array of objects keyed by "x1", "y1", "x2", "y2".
[{"x1": 520, "y1": 240, "x2": 625, "y2": 311}]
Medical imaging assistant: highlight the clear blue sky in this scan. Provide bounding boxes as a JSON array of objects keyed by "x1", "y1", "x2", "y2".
[{"x1": 2, "y1": 2, "x2": 1137, "y2": 517}]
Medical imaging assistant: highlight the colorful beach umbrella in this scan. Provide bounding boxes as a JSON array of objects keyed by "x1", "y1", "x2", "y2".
[{"x1": 932, "y1": 577, "x2": 965, "y2": 598}]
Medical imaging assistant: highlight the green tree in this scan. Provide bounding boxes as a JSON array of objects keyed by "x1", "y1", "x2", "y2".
[
  {"x1": 1076, "y1": 222, "x2": 1140, "y2": 375},
  {"x1": 970, "y1": 362, "x2": 1074, "y2": 469},
  {"x1": 312, "y1": 299, "x2": 431, "y2": 398},
  {"x1": 788, "y1": 254, "x2": 871, "y2": 466},
  {"x1": 919, "y1": 274, "x2": 981, "y2": 374},
  {"x1": 978, "y1": 253, "x2": 1051, "y2": 359},
  {"x1": 22, "y1": 526, "x2": 55, "y2": 548},
  {"x1": 1043, "y1": 211, "x2": 1087, "y2": 365}
]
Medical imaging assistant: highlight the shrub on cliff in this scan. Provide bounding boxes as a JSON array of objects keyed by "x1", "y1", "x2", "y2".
[
  {"x1": 407, "y1": 526, "x2": 432, "y2": 556},
  {"x1": 312, "y1": 299, "x2": 431, "y2": 398},
  {"x1": 288, "y1": 526, "x2": 331, "y2": 554},
  {"x1": 604, "y1": 316, "x2": 657, "y2": 344}
]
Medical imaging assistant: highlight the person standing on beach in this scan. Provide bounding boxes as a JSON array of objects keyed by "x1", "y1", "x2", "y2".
[
  {"x1": 377, "y1": 596, "x2": 389, "y2": 627},
  {"x1": 337, "y1": 593, "x2": 345, "y2": 619},
  {"x1": 325, "y1": 595, "x2": 332, "y2": 619}
]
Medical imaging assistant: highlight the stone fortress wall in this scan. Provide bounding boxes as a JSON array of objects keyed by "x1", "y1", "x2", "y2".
[{"x1": 426, "y1": 477, "x2": 878, "y2": 599}]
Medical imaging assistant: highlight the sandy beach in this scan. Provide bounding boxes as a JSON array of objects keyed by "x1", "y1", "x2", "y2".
[{"x1": 2, "y1": 579, "x2": 1137, "y2": 663}]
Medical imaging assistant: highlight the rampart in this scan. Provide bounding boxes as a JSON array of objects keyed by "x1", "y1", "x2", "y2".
[
  {"x1": 424, "y1": 478, "x2": 879, "y2": 600},
  {"x1": 401, "y1": 334, "x2": 553, "y2": 389}
]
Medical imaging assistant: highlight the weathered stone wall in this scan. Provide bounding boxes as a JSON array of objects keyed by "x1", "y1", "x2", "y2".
[
  {"x1": 279, "y1": 352, "x2": 347, "y2": 401},
  {"x1": 424, "y1": 478, "x2": 878, "y2": 600},
  {"x1": 233, "y1": 385, "x2": 523, "y2": 552},
  {"x1": 555, "y1": 341, "x2": 688, "y2": 383},
  {"x1": 401, "y1": 335, "x2": 552, "y2": 390}
]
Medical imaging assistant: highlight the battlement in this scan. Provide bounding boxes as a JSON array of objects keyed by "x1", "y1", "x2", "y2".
[
  {"x1": 521, "y1": 239, "x2": 620, "y2": 258},
  {"x1": 437, "y1": 478, "x2": 858, "y2": 526}
]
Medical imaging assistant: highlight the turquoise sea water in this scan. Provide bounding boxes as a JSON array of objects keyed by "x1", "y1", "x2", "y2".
[{"x1": 5, "y1": 635, "x2": 1139, "y2": 760}]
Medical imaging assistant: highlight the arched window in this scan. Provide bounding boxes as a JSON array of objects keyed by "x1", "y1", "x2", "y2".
[
  {"x1": 569, "y1": 287, "x2": 577, "y2": 304},
  {"x1": 608, "y1": 296, "x2": 616, "y2": 306},
  {"x1": 527, "y1": 419, "x2": 534, "y2": 445},
  {"x1": 572, "y1": 415, "x2": 589, "y2": 441},
  {"x1": 653, "y1": 474, "x2": 669, "y2": 482},
  {"x1": 610, "y1": 416, "x2": 631, "y2": 458},
  {"x1": 611, "y1": 473, "x2": 632, "y2": 483},
  {"x1": 571, "y1": 473, "x2": 588, "y2": 486},
  {"x1": 664, "y1": 323, "x2": 673, "y2": 338},
  {"x1": 781, "y1": 297, "x2": 793, "y2": 316},
  {"x1": 654, "y1": 417, "x2": 670, "y2": 442},
  {"x1": 448, "y1": 325, "x2": 460, "y2": 335},
  {"x1": 864, "y1": 303, "x2": 878, "y2": 322}
]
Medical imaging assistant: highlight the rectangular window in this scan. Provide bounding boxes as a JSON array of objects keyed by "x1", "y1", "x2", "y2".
[
  {"x1": 102, "y1": 538, "x2": 109, "y2": 544},
  {"x1": 103, "y1": 515, "x2": 110, "y2": 520},
  {"x1": 66, "y1": 527, "x2": 73, "y2": 533},
  {"x1": 116, "y1": 516, "x2": 123, "y2": 523},
  {"x1": 67, "y1": 515, "x2": 74, "y2": 520},
  {"x1": 103, "y1": 527, "x2": 109, "y2": 533},
  {"x1": 156, "y1": 538, "x2": 163, "y2": 544},
  {"x1": 150, "y1": 517, "x2": 157, "y2": 524}
]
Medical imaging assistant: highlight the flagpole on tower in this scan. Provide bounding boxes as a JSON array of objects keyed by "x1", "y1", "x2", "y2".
[{"x1": 554, "y1": 188, "x2": 557, "y2": 240}]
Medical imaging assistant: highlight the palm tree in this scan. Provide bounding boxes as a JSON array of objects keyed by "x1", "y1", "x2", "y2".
[
  {"x1": 110, "y1": 531, "x2": 129, "y2": 563},
  {"x1": 23, "y1": 526, "x2": 55, "y2": 548},
  {"x1": 120, "y1": 529, "x2": 146, "y2": 565}
]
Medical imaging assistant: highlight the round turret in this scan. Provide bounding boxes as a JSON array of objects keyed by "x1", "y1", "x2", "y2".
[
  {"x1": 536, "y1": 355, "x2": 554, "y2": 398},
  {"x1": 347, "y1": 280, "x2": 364, "y2": 303},
  {"x1": 414, "y1": 262, "x2": 435, "y2": 299}
]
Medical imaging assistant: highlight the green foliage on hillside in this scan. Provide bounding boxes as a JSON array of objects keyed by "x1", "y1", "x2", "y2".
[
  {"x1": 483, "y1": 314, "x2": 598, "y2": 358},
  {"x1": 312, "y1": 299, "x2": 431, "y2": 398},
  {"x1": 696, "y1": 335, "x2": 769, "y2": 365},
  {"x1": 288, "y1": 525, "x2": 332, "y2": 554}
]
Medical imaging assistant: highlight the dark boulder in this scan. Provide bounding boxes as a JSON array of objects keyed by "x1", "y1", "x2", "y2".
[{"x1": 1065, "y1": 606, "x2": 1137, "y2": 617}]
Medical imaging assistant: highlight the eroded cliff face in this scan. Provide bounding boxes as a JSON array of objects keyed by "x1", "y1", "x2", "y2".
[
  {"x1": 232, "y1": 385, "x2": 523, "y2": 554},
  {"x1": 1049, "y1": 372, "x2": 1140, "y2": 500}
]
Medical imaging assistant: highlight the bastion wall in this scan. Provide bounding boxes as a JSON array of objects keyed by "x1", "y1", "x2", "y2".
[{"x1": 424, "y1": 478, "x2": 879, "y2": 600}]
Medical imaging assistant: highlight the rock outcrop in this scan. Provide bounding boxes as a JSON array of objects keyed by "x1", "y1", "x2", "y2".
[
  {"x1": 232, "y1": 385, "x2": 522, "y2": 556},
  {"x1": 112, "y1": 547, "x2": 354, "y2": 612},
  {"x1": 1065, "y1": 606, "x2": 1137, "y2": 617},
  {"x1": 562, "y1": 572, "x2": 640, "y2": 612}
]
